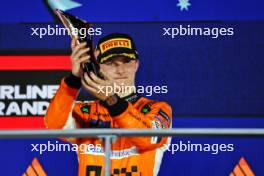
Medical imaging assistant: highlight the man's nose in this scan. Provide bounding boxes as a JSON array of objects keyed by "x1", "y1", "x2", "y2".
[{"x1": 115, "y1": 64, "x2": 125, "y2": 74}]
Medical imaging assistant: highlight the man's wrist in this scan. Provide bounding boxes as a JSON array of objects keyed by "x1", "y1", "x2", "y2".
[
  {"x1": 103, "y1": 94, "x2": 128, "y2": 117},
  {"x1": 105, "y1": 94, "x2": 119, "y2": 106},
  {"x1": 64, "y1": 73, "x2": 82, "y2": 89}
]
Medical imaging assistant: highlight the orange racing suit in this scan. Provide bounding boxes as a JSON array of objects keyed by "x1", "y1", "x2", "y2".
[{"x1": 45, "y1": 74, "x2": 172, "y2": 176}]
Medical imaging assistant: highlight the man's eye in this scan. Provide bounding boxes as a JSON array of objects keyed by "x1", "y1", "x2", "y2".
[
  {"x1": 124, "y1": 59, "x2": 131, "y2": 64},
  {"x1": 105, "y1": 62, "x2": 113, "y2": 65}
]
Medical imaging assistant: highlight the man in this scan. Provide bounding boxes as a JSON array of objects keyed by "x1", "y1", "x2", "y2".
[{"x1": 45, "y1": 33, "x2": 172, "y2": 176}]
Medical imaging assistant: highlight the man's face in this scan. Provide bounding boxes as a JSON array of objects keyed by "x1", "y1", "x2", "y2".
[{"x1": 100, "y1": 56, "x2": 139, "y2": 86}]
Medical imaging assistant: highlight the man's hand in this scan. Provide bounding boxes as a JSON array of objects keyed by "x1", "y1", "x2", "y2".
[
  {"x1": 70, "y1": 38, "x2": 99, "y2": 77},
  {"x1": 81, "y1": 69, "x2": 116, "y2": 101}
]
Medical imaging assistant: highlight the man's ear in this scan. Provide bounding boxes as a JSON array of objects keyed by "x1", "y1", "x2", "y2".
[{"x1": 134, "y1": 60, "x2": 139, "y2": 72}]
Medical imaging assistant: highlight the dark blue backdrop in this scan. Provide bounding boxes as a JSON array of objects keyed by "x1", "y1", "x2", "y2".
[
  {"x1": 0, "y1": 0, "x2": 264, "y2": 175},
  {"x1": 0, "y1": 0, "x2": 264, "y2": 22},
  {"x1": 1, "y1": 22, "x2": 264, "y2": 115}
]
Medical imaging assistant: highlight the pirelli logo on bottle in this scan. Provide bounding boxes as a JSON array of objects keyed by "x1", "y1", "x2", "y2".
[{"x1": 99, "y1": 38, "x2": 132, "y2": 54}]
